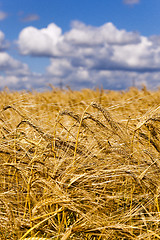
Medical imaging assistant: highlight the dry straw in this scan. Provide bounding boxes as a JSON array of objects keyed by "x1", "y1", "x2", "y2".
[{"x1": 1, "y1": 87, "x2": 160, "y2": 239}]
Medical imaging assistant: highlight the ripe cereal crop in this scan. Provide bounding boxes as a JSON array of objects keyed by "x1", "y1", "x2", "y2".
[{"x1": 1, "y1": 86, "x2": 160, "y2": 239}]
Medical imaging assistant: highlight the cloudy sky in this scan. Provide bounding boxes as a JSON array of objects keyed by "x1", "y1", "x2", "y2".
[{"x1": 0, "y1": 0, "x2": 160, "y2": 91}]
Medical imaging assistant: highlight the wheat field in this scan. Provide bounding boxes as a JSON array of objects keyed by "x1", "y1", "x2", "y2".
[{"x1": 1, "y1": 86, "x2": 160, "y2": 239}]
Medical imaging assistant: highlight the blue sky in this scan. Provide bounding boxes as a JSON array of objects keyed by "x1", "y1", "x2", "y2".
[{"x1": 0, "y1": 0, "x2": 160, "y2": 90}]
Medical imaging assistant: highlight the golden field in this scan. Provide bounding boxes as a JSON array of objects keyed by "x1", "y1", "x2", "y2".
[{"x1": 1, "y1": 86, "x2": 160, "y2": 239}]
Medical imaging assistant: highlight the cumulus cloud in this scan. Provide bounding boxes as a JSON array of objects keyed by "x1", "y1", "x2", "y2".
[
  {"x1": 65, "y1": 21, "x2": 140, "y2": 46},
  {"x1": 18, "y1": 21, "x2": 156, "y2": 73},
  {"x1": 47, "y1": 58, "x2": 73, "y2": 77},
  {"x1": 0, "y1": 52, "x2": 28, "y2": 73},
  {"x1": 123, "y1": 0, "x2": 140, "y2": 5},
  {"x1": 0, "y1": 29, "x2": 30, "y2": 90},
  {"x1": 18, "y1": 23, "x2": 62, "y2": 56},
  {"x1": 4, "y1": 21, "x2": 160, "y2": 90},
  {"x1": 18, "y1": 22, "x2": 140, "y2": 57},
  {"x1": 0, "y1": 73, "x2": 47, "y2": 91},
  {"x1": 0, "y1": 55, "x2": 46, "y2": 91}
]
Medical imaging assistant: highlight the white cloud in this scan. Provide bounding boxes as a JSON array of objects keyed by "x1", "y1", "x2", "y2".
[
  {"x1": 65, "y1": 21, "x2": 140, "y2": 46},
  {"x1": 0, "y1": 11, "x2": 7, "y2": 21},
  {"x1": 18, "y1": 23, "x2": 63, "y2": 56},
  {"x1": 47, "y1": 58, "x2": 73, "y2": 77},
  {"x1": 0, "y1": 52, "x2": 29, "y2": 74},
  {"x1": 0, "y1": 52, "x2": 35, "y2": 91},
  {"x1": 123, "y1": 0, "x2": 140, "y2": 5},
  {"x1": 1, "y1": 21, "x2": 159, "y2": 91},
  {"x1": 0, "y1": 72, "x2": 51, "y2": 91},
  {"x1": 104, "y1": 36, "x2": 160, "y2": 71}
]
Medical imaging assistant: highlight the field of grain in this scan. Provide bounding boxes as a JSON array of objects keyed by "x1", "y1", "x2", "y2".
[{"x1": 1, "y1": 86, "x2": 160, "y2": 239}]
